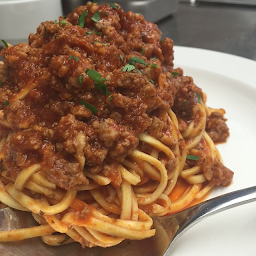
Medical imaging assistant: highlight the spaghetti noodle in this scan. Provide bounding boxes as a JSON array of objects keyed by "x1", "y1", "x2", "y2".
[{"x1": 0, "y1": 2, "x2": 233, "y2": 248}]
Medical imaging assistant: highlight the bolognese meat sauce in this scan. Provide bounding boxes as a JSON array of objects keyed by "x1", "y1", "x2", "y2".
[{"x1": 0, "y1": 2, "x2": 233, "y2": 189}]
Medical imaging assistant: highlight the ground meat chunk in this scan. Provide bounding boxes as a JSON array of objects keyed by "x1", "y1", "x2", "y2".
[
  {"x1": 201, "y1": 156, "x2": 234, "y2": 186},
  {"x1": 3, "y1": 130, "x2": 43, "y2": 180},
  {"x1": 7, "y1": 130, "x2": 43, "y2": 168},
  {"x1": 108, "y1": 129, "x2": 139, "y2": 162},
  {"x1": 5, "y1": 100, "x2": 36, "y2": 129},
  {"x1": 102, "y1": 162, "x2": 122, "y2": 188},
  {"x1": 206, "y1": 110, "x2": 229, "y2": 143},
  {"x1": 0, "y1": 124, "x2": 11, "y2": 141},
  {"x1": 98, "y1": 118, "x2": 120, "y2": 147},
  {"x1": 54, "y1": 114, "x2": 86, "y2": 141},
  {"x1": 83, "y1": 145, "x2": 108, "y2": 167},
  {"x1": 172, "y1": 76, "x2": 199, "y2": 120},
  {"x1": 146, "y1": 116, "x2": 165, "y2": 140},
  {"x1": 160, "y1": 38, "x2": 174, "y2": 66},
  {"x1": 41, "y1": 150, "x2": 89, "y2": 189}
]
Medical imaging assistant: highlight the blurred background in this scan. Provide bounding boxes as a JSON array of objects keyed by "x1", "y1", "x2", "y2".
[
  {"x1": 158, "y1": 0, "x2": 256, "y2": 60},
  {"x1": 0, "y1": 0, "x2": 256, "y2": 60}
]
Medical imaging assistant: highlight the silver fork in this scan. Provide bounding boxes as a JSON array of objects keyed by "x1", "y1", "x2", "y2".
[
  {"x1": 0, "y1": 186, "x2": 256, "y2": 256},
  {"x1": 152, "y1": 185, "x2": 256, "y2": 256}
]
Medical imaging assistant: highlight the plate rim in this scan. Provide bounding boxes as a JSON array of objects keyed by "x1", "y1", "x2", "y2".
[{"x1": 173, "y1": 46, "x2": 256, "y2": 88}]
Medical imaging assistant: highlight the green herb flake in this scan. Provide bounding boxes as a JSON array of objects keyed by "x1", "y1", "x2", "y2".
[
  {"x1": 109, "y1": 3, "x2": 118, "y2": 9},
  {"x1": 94, "y1": 83, "x2": 111, "y2": 96},
  {"x1": 196, "y1": 92, "x2": 201, "y2": 104},
  {"x1": 136, "y1": 69, "x2": 142, "y2": 74},
  {"x1": 78, "y1": 9, "x2": 88, "y2": 28},
  {"x1": 85, "y1": 69, "x2": 111, "y2": 96},
  {"x1": 148, "y1": 78, "x2": 154, "y2": 84},
  {"x1": 85, "y1": 31, "x2": 93, "y2": 36},
  {"x1": 104, "y1": 12, "x2": 108, "y2": 17},
  {"x1": 171, "y1": 71, "x2": 180, "y2": 78},
  {"x1": 92, "y1": 29, "x2": 102, "y2": 35},
  {"x1": 78, "y1": 75, "x2": 83, "y2": 85},
  {"x1": 122, "y1": 64, "x2": 136, "y2": 72},
  {"x1": 69, "y1": 55, "x2": 79, "y2": 62},
  {"x1": 5, "y1": 100, "x2": 10, "y2": 106},
  {"x1": 1, "y1": 39, "x2": 8, "y2": 48},
  {"x1": 60, "y1": 20, "x2": 67, "y2": 26},
  {"x1": 108, "y1": 95, "x2": 113, "y2": 101},
  {"x1": 120, "y1": 55, "x2": 123, "y2": 61},
  {"x1": 85, "y1": 69, "x2": 106, "y2": 83},
  {"x1": 80, "y1": 99, "x2": 98, "y2": 114},
  {"x1": 151, "y1": 64, "x2": 158, "y2": 68},
  {"x1": 129, "y1": 57, "x2": 146, "y2": 65},
  {"x1": 91, "y1": 10, "x2": 101, "y2": 22},
  {"x1": 92, "y1": 41, "x2": 108, "y2": 46},
  {"x1": 186, "y1": 154, "x2": 199, "y2": 161},
  {"x1": 141, "y1": 46, "x2": 145, "y2": 55}
]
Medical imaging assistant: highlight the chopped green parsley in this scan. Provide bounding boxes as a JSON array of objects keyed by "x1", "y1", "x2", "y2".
[
  {"x1": 196, "y1": 92, "x2": 201, "y2": 104},
  {"x1": 129, "y1": 56, "x2": 146, "y2": 65},
  {"x1": 60, "y1": 20, "x2": 67, "y2": 25},
  {"x1": 94, "y1": 83, "x2": 111, "y2": 96},
  {"x1": 91, "y1": 10, "x2": 101, "y2": 22},
  {"x1": 151, "y1": 64, "x2": 158, "y2": 68},
  {"x1": 86, "y1": 69, "x2": 106, "y2": 83},
  {"x1": 109, "y1": 3, "x2": 118, "y2": 9},
  {"x1": 77, "y1": 75, "x2": 83, "y2": 85},
  {"x1": 122, "y1": 64, "x2": 136, "y2": 72},
  {"x1": 80, "y1": 100, "x2": 98, "y2": 114},
  {"x1": 78, "y1": 9, "x2": 88, "y2": 27},
  {"x1": 92, "y1": 41, "x2": 108, "y2": 46},
  {"x1": 69, "y1": 55, "x2": 79, "y2": 62},
  {"x1": 1, "y1": 39, "x2": 8, "y2": 48},
  {"x1": 85, "y1": 69, "x2": 111, "y2": 96},
  {"x1": 141, "y1": 46, "x2": 145, "y2": 55},
  {"x1": 186, "y1": 155, "x2": 199, "y2": 161},
  {"x1": 171, "y1": 71, "x2": 180, "y2": 78}
]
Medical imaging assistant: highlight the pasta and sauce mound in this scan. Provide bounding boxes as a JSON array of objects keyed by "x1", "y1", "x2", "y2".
[{"x1": 0, "y1": 2, "x2": 233, "y2": 248}]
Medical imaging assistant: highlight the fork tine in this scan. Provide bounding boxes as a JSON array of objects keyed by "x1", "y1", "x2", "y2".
[{"x1": 152, "y1": 186, "x2": 256, "y2": 256}]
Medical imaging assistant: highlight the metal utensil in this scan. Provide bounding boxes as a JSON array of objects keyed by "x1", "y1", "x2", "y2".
[
  {"x1": 1, "y1": 186, "x2": 256, "y2": 256},
  {"x1": 152, "y1": 185, "x2": 256, "y2": 255}
]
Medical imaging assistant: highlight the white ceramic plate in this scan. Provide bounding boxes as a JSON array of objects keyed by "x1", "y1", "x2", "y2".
[
  {"x1": 1, "y1": 47, "x2": 256, "y2": 256},
  {"x1": 170, "y1": 46, "x2": 256, "y2": 256}
]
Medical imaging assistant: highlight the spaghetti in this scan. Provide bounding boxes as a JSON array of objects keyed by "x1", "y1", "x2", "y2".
[{"x1": 0, "y1": 2, "x2": 233, "y2": 248}]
